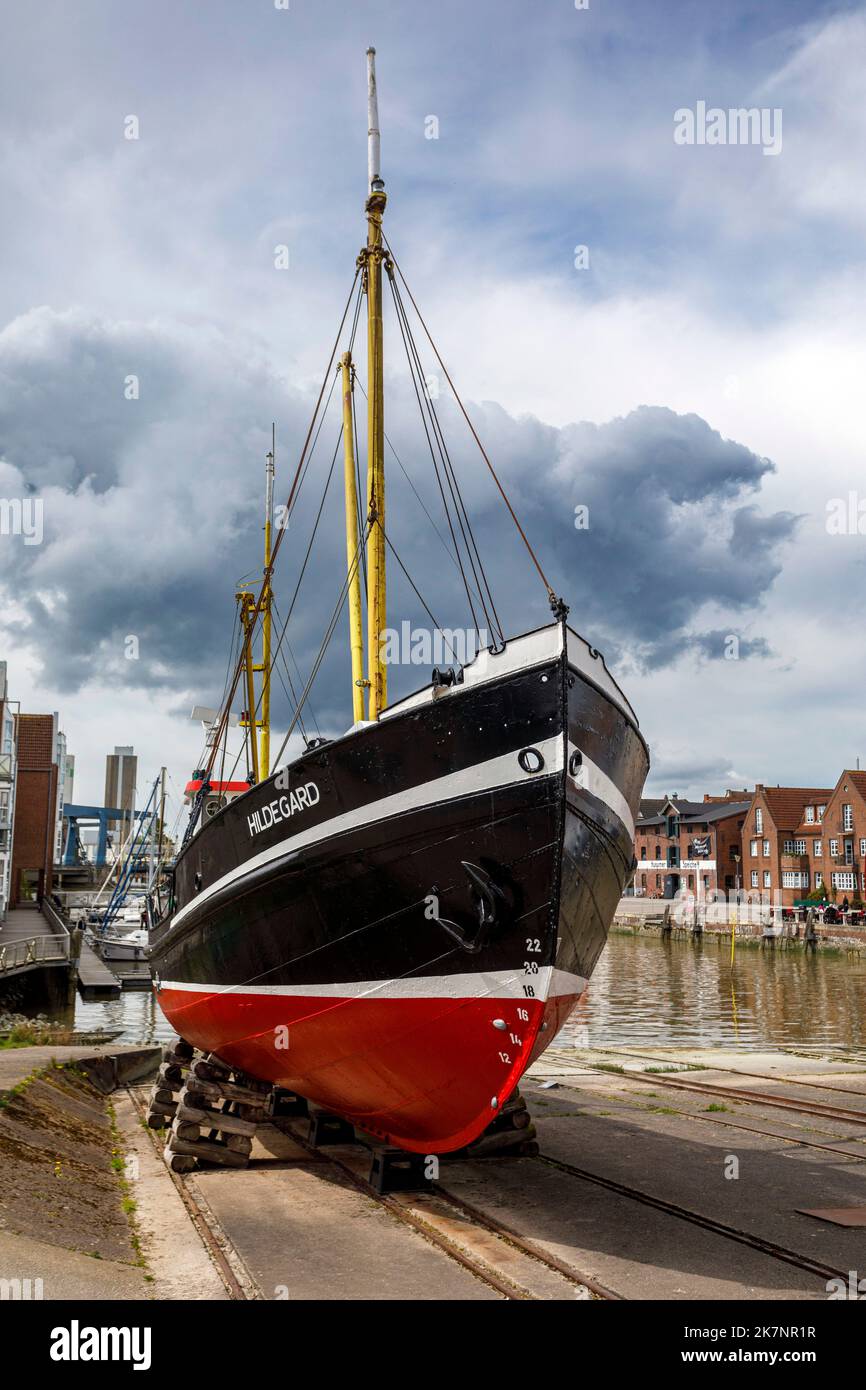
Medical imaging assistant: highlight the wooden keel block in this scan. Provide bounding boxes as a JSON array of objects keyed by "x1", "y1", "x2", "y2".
[
  {"x1": 184, "y1": 1075, "x2": 270, "y2": 1108},
  {"x1": 167, "y1": 1134, "x2": 251, "y2": 1169},
  {"x1": 173, "y1": 1121, "x2": 203, "y2": 1142},
  {"x1": 176, "y1": 1102, "x2": 257, "y2": 1137},
  {"x1": 225, "y1": 1134, "x2": 253, "y2": 1155},
  {"x1": 163, "y1": 1144, "x2": 196, "y2": 1174}
]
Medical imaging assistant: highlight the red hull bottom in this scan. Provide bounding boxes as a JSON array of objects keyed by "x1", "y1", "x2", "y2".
[{"x1": 157, "y1": 985, "x2": 581, "y2": 1153}]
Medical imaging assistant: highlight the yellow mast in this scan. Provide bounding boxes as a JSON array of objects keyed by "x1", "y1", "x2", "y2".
[
  {"x1": 237, "y1": 590, "x2": 260, "y2": 783},
  {"x1": 235, "y1": 431, "x2": 273, "y2": 784},
  {"x1": 364, "y1": 46, "x2": 388, "y2": 720},
  {"x1": 259, "y1": 427, "x2": 274, "y2": 774},
  {"x1": 341, "y1": 353, "x2": 367, "y2": 722}
]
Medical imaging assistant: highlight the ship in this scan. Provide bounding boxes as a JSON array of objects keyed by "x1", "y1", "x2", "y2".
[{"x1": 148, "y1": 49, "x2": 649, "y2": 1155}]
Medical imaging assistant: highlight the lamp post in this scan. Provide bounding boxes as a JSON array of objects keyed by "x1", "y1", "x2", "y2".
[{"x1": 732, "y1": 852, "x2": 741, "y2": 963}]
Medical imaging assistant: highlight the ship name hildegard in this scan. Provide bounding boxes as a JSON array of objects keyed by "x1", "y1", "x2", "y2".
[{"x1": 247, "y1": 783, "x2": 321, "y2": 837}]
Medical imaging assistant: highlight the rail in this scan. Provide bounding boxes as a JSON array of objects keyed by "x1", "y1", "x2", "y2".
[{"x1": 0, "y1": 934, "x2": 70, "y2": 974}]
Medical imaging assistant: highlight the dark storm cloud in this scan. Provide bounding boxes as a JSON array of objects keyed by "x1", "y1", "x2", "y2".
[{"x1": 0, "y1": 310, "x2": 795, "y2": 731}]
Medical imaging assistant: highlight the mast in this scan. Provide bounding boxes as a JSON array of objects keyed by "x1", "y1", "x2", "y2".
[
  {"x1": 341, "y1": 352, "x2": 367, "y2": 722},
  {"x1": 237, "y1": 590, "x2": 260, "y2": 783},
  {"x1": 260, "y1": 426, "x2": 274, "y2": 774},
  {"x1": 364, "y1": 46, "x2": 388, "y2": 720}
]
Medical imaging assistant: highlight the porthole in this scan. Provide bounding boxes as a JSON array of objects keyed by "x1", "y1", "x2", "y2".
[{"x1": 518, "y1": 747, "x2": 545, "y2": 774}]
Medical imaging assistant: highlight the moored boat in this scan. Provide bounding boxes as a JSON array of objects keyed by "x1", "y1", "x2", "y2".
[{"x1": 148, "y1": 49, "x2": 649, "y2": 1154}]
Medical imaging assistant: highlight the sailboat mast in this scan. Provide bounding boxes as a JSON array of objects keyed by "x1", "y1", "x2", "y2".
[
  {"x1": 261, "y1": 426, "x2": 274, "y2": 774},
  {"x1": 364, "y1": 46, "x2": 387, "y2": 720},
  {"x1": 341, "y1": 353, "x2": 367, "y2": 722}
]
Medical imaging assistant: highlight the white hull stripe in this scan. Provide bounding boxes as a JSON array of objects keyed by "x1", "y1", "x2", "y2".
[
  {"x1": 159, "y1": 967, "x2": 587, "y2": 1003},
  {"x1": 568, "y1": 741, "x2": 635, "y2": 840},
  {"x1": 170, "y1": 735, "x2": 565, "y2": 932}
]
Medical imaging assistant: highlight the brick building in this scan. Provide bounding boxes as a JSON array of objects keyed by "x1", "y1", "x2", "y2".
[
  {"x1": 0, "y1": 663, "x2": 17, "y2": 920},
  {"x1": 10, "y1": 713, "x2": 61, "y2": 905},
  {"x1": 742, "y1": 784, "x2": 834, "y2": 907},
  {"x1": 633, "y1": 792, "x2": 751, "y2": 898},
  {"x1": 806, "y1": 771, "x2": 866, "y2": 903}
]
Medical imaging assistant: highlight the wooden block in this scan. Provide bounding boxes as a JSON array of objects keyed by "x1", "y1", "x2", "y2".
[
  {"x1": 176, "y1": 1101, "x2": 257, "y2": 1137},
  {"x1": 163, "y1": 1144, "x2": 196, "y2": 1173},
  {"x1": 225, "y1": 1134, "x2": 253, "y2": 1155},
  {"x1": 184, "y1": 1075, "x2": 270, "y2": 1109},
  {"x1": 166, "y1": 1133, "x2": 250, "y2": 1169}
]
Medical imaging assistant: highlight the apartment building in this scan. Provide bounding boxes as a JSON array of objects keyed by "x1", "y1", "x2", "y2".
[
  {"x1": 0, "y1": 663, "x2": 17, "y2": 921},
  {"x1": 805, "y1": 771, "x2": 866, "y2": 901},
  {"x1": 10, "y1": 712, "x2": 63, "y2": 905},
  {"x1": 633, "y1": 792, "x2": 751, "y2": 898}
]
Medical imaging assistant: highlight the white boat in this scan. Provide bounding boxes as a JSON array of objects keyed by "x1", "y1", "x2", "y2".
[{"x1": 99, "y1": 929, "x2": 149, "y2": 962}]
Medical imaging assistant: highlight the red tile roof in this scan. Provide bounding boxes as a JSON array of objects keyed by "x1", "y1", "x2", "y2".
[{"x1": 757, "y1": 786, "x2": 834, "y2": 832}]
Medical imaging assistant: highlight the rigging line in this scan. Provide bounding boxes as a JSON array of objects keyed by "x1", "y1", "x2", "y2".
[
  {"x1": 385, "y1": 280, "x2": 480, "y2": 632},
  {"x1": 389, "y1": 273, "x2": 504, "y2": 645},
  {"x1": 350, "y1": 367, "x2": 368, "y2": 592},
  {"x1": 383, "y1": 233, "x2": 556, "y2": 604},
  {"x1": 374, "y1": 518, "x2": 461, "y2": 668},
  {"x1": 203, "y1": 265, "x2": 361, "y2": 780},
  {"x1": 254, "y1": 416, "x2": 343, "y2": 761},
  {"x1": 252, "y1": 420, "x2": 342, "y2": 762},
  {"x1": 226, "y1": 522, "x2": 369, "y2": 785},
  {"x1": 285, "y1": 633, "x2": 322, "y2": 739},
  {"x1": 270, "y1": 598, "x2": 313, "y2": 742},
  {"x1": 352, "y1": 374, "x2": 482, "y2": 612},
  {"x1": 270, "y1": 522, "x2": 371, "y2": 771},
  {"x1": 390, "y1": 273, "x2": 503, "y2": 647}
]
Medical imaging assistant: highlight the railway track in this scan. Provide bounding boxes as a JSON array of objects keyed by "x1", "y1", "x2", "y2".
[
  {"x1": 128, "y1": 1084, "x2": 617, "y2": 1301},
  {"x1": 578, "y1": 1061, "x2": 866, "y2": 1126},
  {"x1": 537, "y1": 1153, "x2": 850, "y2": 1288},
  {"x1": 131, "y1": 1062, "x2": 856, "y2": 1302},
  {"x1": 580, "y1": 1045, "x2": 866, "y2": 1100}
]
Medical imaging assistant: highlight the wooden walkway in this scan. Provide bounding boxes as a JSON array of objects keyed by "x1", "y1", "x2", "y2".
[
  {"x1": 77, "y1": 940, "x2": 121, "y2": 997},
  {"x1": 0, "y1": 904, "x2": 69, "y2": 981}
]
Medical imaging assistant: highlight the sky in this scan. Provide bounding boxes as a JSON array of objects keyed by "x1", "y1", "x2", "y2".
[{"x1": 1, "y1": 0, "x2": 864, "y2": 831}]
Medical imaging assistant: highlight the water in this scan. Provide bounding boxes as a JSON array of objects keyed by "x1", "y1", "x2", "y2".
[
  {"x1": 560, "y1": 931, "x2": 866, "y2": 1060},
  {"x1": 25, "y1": 930, "x2": 866, "y2": 1058}
]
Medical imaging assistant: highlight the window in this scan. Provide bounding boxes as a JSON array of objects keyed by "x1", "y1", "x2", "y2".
[
  {"x1": 818, "y1": 805, "x2": 826, "y2": 821},
  {"x1": 640, "y1": 846, "x2": 647, "y2": 859},
  {"x1": 755, "y1": 808, "x2": 763, "y2": 834},
  {"x1": 814, "y1": 840, "x2": 822, "y2": 857},
  {"x1": 815, "y1": 872, "x2": 823, "y2": 888},
  {"x1": 781, "y1": 871, "x2": 809, "y2": 888},
  {"x1": 666, "y1": 815, "x2": 679, "y2": 838},
  {"x1": 805, "y1": 806, "x2": 815, "y2": 823},
  {"x1": 861, "y1": 839, "x2": 866, "y2": 858},
  {"x1": 794, "y1": 839, "x2": 806, "y2": 855},
  {"x1": 655, "y1": 845, "x2": 661, "y2": 859},
  {"x1": 830, "y1": 839, "x2": 839, "y2": 857},
  {"x1": 845, "y1": 841, "x2": 854, "y2": 865},
  {"x1": 750, "y1": 871, "x2": 759, "y2": 887},
  {"x1": 783, "y1": 840, "x2": 794, "y2": 854},
  {"x1": 832, "y1": 871, "x2": 856, "y2": 892},
  {"x1": 763, "y1": 871, "x2": 771, "y2": 888},
  {"x1": 763, "y1": 839, "x2": 770, "y2": 857},
  {"x1": 843, "y1": 804, "x2": 853, "y2": 831},
  {"x1": 749, "y1": 839, "x2": 758, "y2": 857}
]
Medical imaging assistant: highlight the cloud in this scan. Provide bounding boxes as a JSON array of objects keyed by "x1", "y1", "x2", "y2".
[{"x1": 0, "y1": 307, "x2": 795, "y2": 726}]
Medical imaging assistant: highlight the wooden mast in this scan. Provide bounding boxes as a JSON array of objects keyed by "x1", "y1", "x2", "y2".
[{"x1": 364, "y1": 46, "x2": 387, "y2": 720}]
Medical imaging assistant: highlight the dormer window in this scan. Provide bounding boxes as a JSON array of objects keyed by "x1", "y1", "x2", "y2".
[
  {"x1": 818, "y1": 805, "x2": 826, "y2": 821},
  {"x1": 805, "y1": 806, "x2": 814, "y2": 823}
]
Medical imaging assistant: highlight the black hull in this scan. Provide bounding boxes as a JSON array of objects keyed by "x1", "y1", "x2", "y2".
[{"x1": 150, "y1": 622, "x2": 648, "y2": 1151}]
